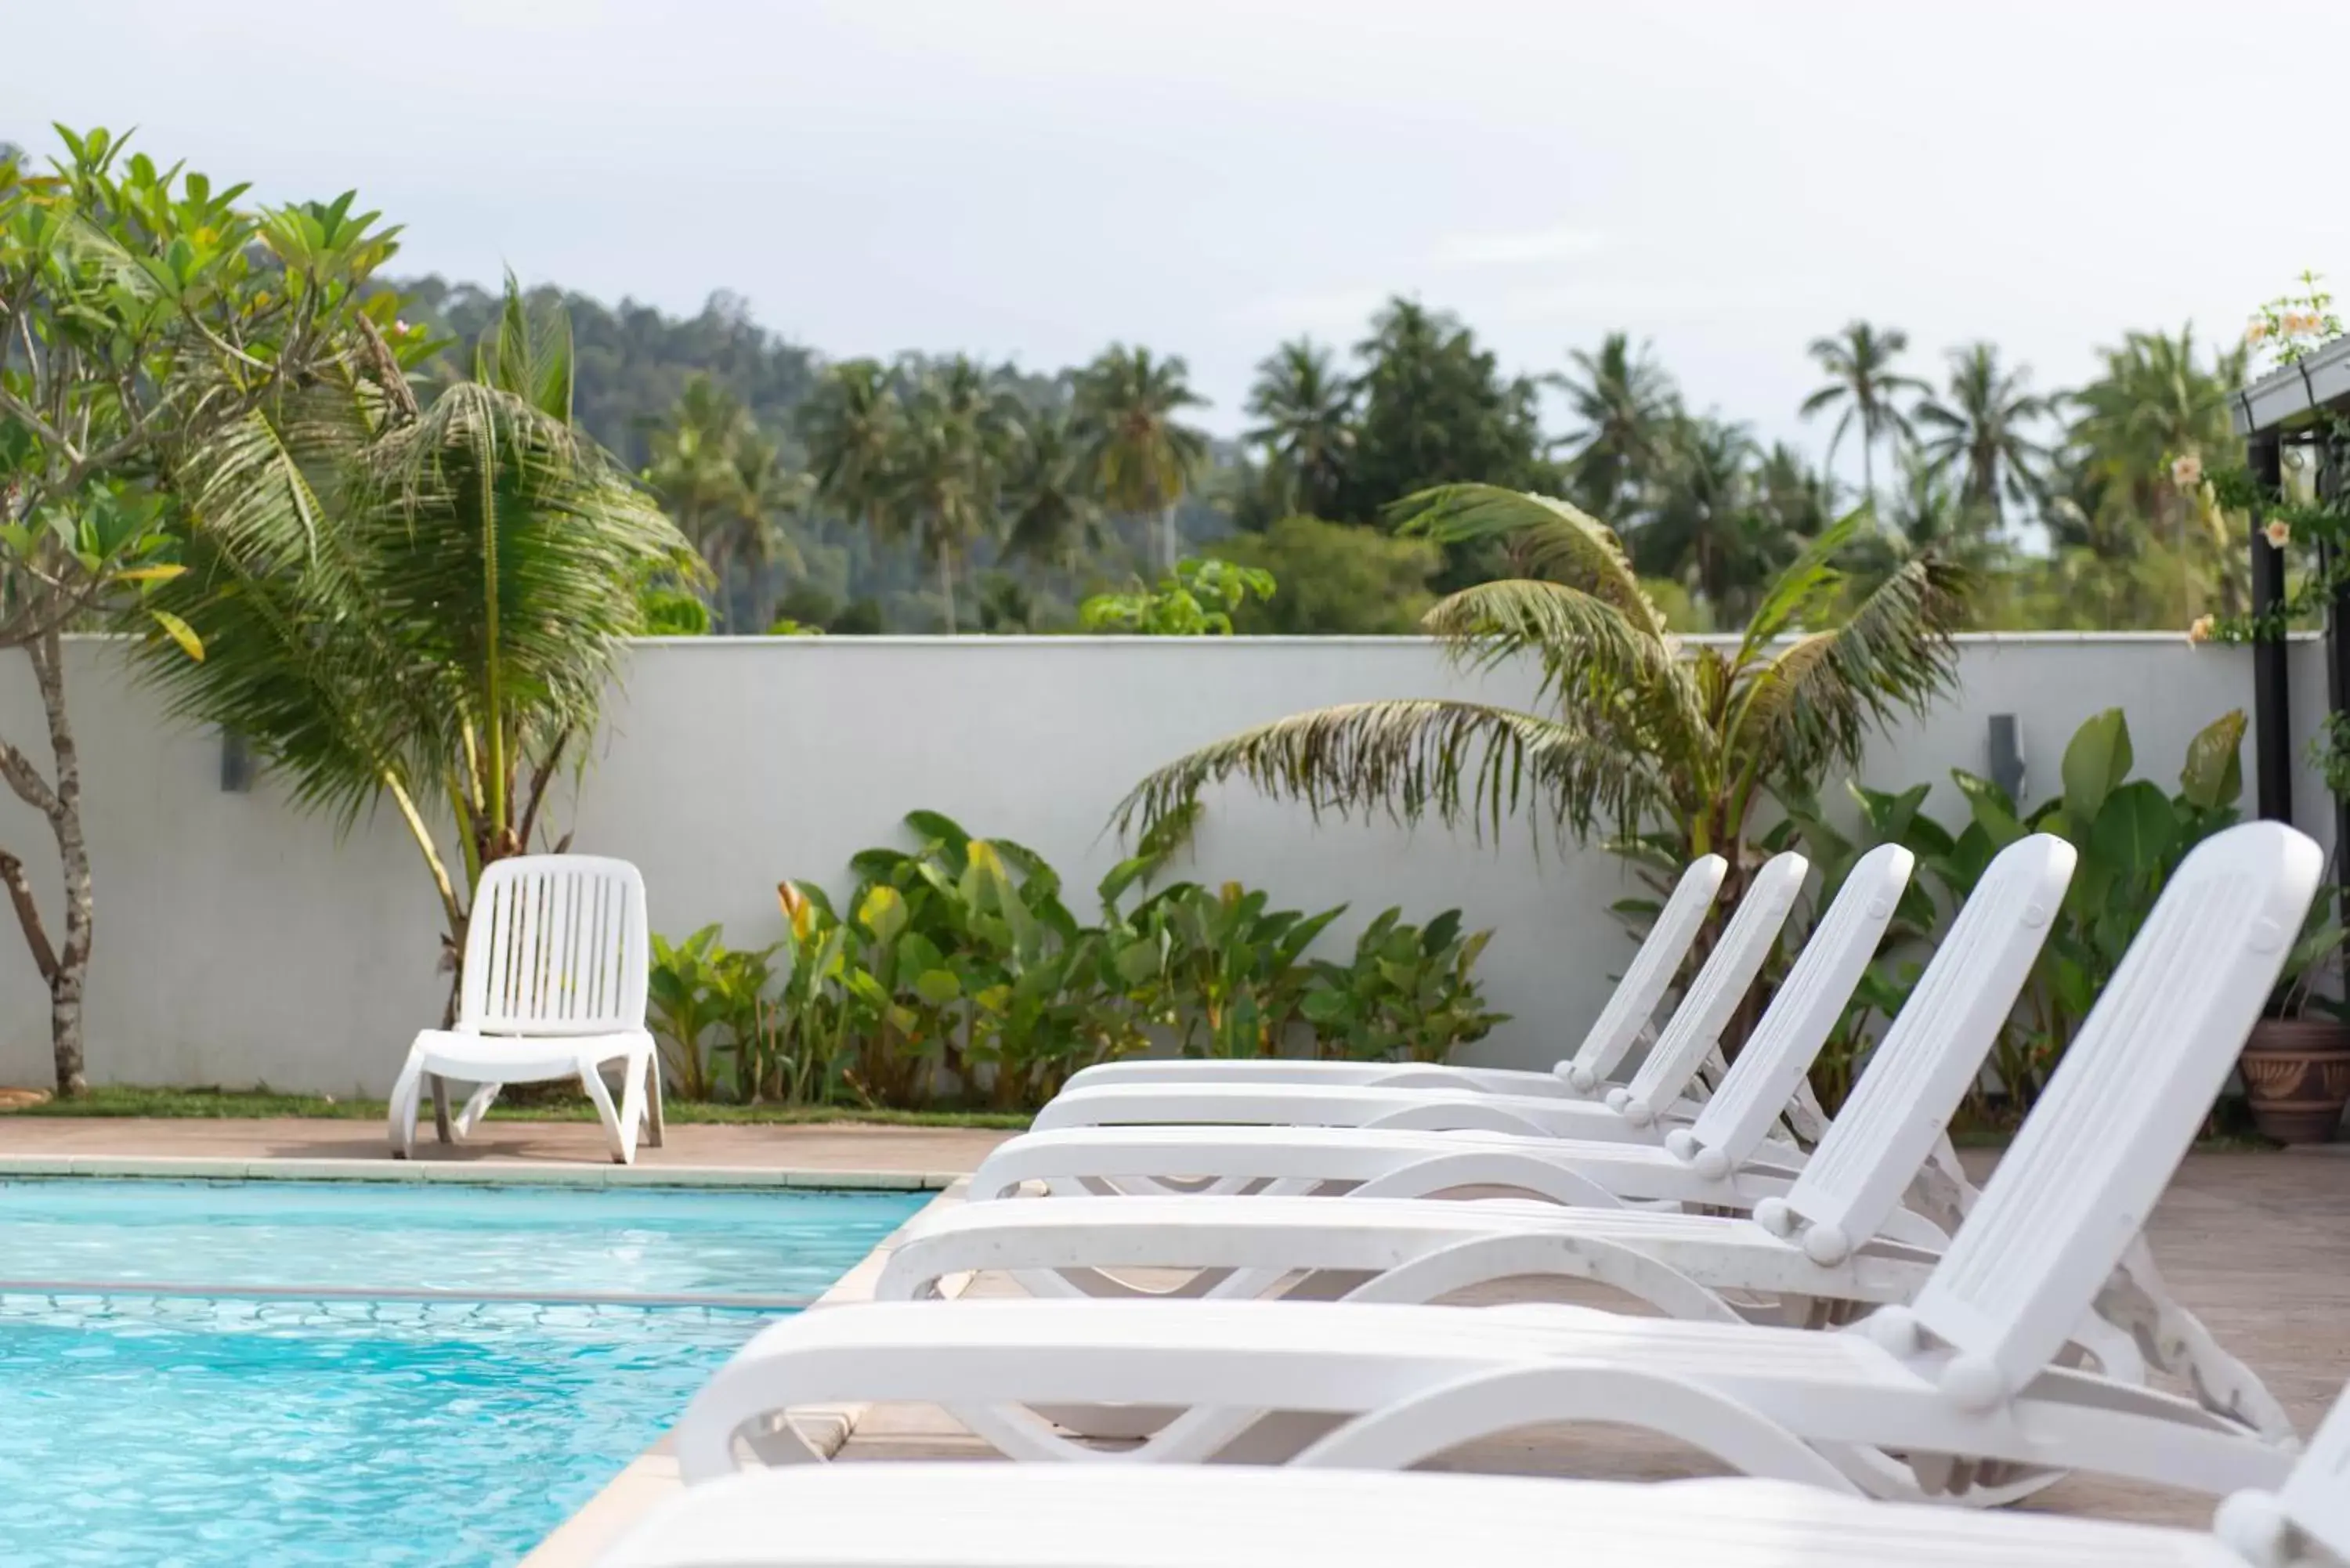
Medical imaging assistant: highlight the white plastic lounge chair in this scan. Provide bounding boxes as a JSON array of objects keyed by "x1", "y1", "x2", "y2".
[
  {"x1": 661, "y1": 820, "x2": 2323, "y2": 1507},
  {"x1": 387, "y1": 854, "x2": 663, "y2": 1165},
  {"x1": 1064, "y1": 854, "x2": 1730, "y2": 1100},
  {"x1": 1031, "y1": 847, "x2": 1889, "y2": 1143},
  {"x1": 877, "y1": 836, "x2": 2079, "y2": 1321},
  {"x1": 967, "y1": 847, "x2": 1900, "y2": 1210},
  {"x1": 603, "y1": 1385, "x2": 2350, "y2": 1567}
]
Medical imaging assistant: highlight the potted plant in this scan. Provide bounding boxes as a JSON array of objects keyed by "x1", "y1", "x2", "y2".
[{"x1": 2240, "y1": 887, "x2": 2350, "y2": 1144}]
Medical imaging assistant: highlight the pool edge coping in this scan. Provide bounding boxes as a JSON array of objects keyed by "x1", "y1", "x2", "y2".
[
  {"x1": 0, "y1": 1154, "x2": 958, "y2": 1191},
  {"x1": 518, "y1": 1180, "x2": 974, "y2": 1568}
]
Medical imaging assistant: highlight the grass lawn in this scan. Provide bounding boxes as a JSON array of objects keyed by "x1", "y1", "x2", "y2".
[{"x1": 0, "y1": 1084, "x2": 1031, "y2": 1130}]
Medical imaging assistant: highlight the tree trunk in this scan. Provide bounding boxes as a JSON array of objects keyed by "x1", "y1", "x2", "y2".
[
  {"x1": 8, "y1": 630, "x2": 92, "y2": 1097},
  {"x1": 1159, "y1": 504, "x2": 1179, "y2": 573},
  {"x1": 937, "y1": 539, "x2": 958, "y2": 633}
]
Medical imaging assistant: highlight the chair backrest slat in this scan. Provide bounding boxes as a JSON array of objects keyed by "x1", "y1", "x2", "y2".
[
  {"x1": 1611, "y1": 852, "x2": 1808, "y2": 1120},
  {"x1": 1560, "y1": 856, "x2": 1727, "y2": 1089},
  {"x1": 1912, "y1": 821, "x2": 2320, "y2": 1396},
  {"x1": 2257, "y1": 1376, "x2": 2350, "y2": 1562},
  {"x1": 1780, "y1": 836, "x2": 2074, "y2": 1250},
  {"x1": 1683, "y1": 844, "x2": 1911, "y2": 1163},
  {"x1": 458, "y1": 855, "x2": 651, "y2": 1037}
]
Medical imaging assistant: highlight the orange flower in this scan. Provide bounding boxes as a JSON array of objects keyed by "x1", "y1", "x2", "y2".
[
  {"x1": 2188, "y1": 614, "x2": 2216, "y2": 645},
  {"x1": 2265, "y1": 518, "x2": 2293, "y2": 549}
]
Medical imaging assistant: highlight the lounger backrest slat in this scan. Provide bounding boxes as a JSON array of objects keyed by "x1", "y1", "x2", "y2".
[
  {"x1": 2265, "y1": 1376, "x2": 2350, "y2": 1562},
  {"x1": 1780, "y1": 835, "x2": 2074, "y2": 1250},
  {"x1": 1613, "y1": 852, "x2": 1808, "y2": 1116},
  {"x1": 1912, "y1": 821, "x2": 2320, "y2": 1396},
  {"x1": 1559, "y1": 855, "x2": 1727, "y2": 1087},
  {"x1": 460, "y1": 854, "x2": 652, "y2": 1037},
  {"x1": 1683, "y1": 844, "x2": 1912, "y2": 1164}
]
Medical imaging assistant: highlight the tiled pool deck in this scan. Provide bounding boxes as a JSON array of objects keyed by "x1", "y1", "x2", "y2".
[{"x1": 4, "y1": 1122, "x2": 2345, "y2": 1556}]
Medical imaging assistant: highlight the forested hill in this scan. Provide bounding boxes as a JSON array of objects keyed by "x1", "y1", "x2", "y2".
[{"x1": 388, "y1": 277, "x2": 824, "y2": 471}]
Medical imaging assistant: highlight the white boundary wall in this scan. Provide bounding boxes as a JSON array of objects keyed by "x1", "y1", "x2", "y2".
[{"x1": 0, "y1": 634, "x2": 2333, "y2": 1092}]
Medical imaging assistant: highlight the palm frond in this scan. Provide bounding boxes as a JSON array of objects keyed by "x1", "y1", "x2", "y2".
[
  {"x1": 1730, "y1": 551, "x2": 1971, "y2": 786},
  {"x1": 1393, "y1": 483, "x2": 1662, "y2": 634},
  {"x1": 1734, "y1": 510, "x2": 1862, "y2": 665},
  {"x1": 1112, "y1": 698, "x2": 1666, "y2": 850}
]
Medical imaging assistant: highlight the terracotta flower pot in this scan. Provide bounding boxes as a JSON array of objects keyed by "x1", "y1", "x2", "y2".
[{"x1": 2240, "y1": 1017, "x2": 2350, "y2": 1144}]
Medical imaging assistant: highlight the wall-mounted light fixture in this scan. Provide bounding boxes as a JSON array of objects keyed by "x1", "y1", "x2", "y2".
[{"x1": 1987, "y1": 714, "x2": 2026, "y2": 802}]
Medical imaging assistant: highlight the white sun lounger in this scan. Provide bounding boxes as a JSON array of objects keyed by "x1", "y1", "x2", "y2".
[
  {"x1": 1031, "y1": 846, "x2": 1892, "y2": 1145},
  {"x1": 877, "y1": 837, "x2": 2077, "y2": 1317},
  {"x1": 1065, "y1": 854, "x2": 1730, "y2": 1100},
  {"x1": 967, "y1": 847, "x2": 1905, "y2": 1212},
  {"x1": 663, "y1": 820, "x2": 2323, "y2": 1506},
  {"x1": 598, "y1": 1387, "x2": 2350, "y2": 1567},
  {"x1": 388, "y1": 854, "x2": 663, "y2": 1165}
]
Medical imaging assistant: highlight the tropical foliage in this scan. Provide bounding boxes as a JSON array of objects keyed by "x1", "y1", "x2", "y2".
[
  {"x1": 642, "y1": 811, "x2": 1506, "y2": 1112},
  {"x1": 1112, "y1": 484, "x2": 1970, "y2": 920}
]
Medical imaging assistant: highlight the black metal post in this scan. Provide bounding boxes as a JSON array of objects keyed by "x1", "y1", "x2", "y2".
[
  {"x1": 2320, "y1": 435, "x2": 2350, "y2": 895},
  {"x1": 2250, "y1": 434, "x2": 2292, "y2": 824}
]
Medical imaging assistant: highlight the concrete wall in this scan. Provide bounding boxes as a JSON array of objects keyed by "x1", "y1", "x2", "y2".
[{"x1": 0, "y1": 634, "x2": 2333, "y2": 1092}]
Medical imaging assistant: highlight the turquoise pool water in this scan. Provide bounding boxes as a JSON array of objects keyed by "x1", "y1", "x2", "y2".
[{"x1": 0, "y1": 1180, "x2": 923, "y2": 1567}]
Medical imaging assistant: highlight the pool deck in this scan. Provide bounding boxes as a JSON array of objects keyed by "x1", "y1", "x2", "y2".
[
  {"x1": 9, "y1": 1123, "x2": 2347, "y2": 1557},
  {"x1": 0, "y1": 1117, "x2": 1014, "y2": 1185}
]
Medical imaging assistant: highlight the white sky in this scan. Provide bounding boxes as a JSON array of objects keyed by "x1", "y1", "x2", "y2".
[{"x1": 10, "y1": 0, "x2": 2346, "y2": 466}]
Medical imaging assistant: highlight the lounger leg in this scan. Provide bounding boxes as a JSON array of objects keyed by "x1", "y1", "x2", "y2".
[
  {"x1": 645, "y1": 1053, "x2": 666, "y2": 1148},
  {"x1": 430, "y1": 1074, "x2": 454, "y2": 1143},
  {"x1": 581, "y1": 1060, "x2": 634, "y2": 1164}
]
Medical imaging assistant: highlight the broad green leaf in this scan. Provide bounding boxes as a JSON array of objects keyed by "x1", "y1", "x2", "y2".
[
  {"x1": 856, "y1": 884, "x2": 907, "y2": 943},
  {"x1": 112, "y1": 563, "x2": 186, "y2": 583},
  {"x1": 2060, "y1": 709, "x2": 2132, "y2": 827},
  {"x1": 2179, "y1": 709, "x2": 2247, "y2": 811},
  {"x1": 1950, "y1": 770, "x2": 2025, "y2": 848},
  {"x1": 913, "y1": 968, "x2": 961, "y2": 1005},
  {"x1": 2087, "y1": 780, "x2": 2178, "y2": 880}
]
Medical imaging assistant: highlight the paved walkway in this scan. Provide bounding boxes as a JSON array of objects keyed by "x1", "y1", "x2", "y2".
[{"x1": 0, "y1": 1115, "x2": 1014, "y2": 1174}]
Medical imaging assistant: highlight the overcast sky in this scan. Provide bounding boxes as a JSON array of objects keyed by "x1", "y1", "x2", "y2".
[{"x1": 11, "y1": 0, "x2": 2345, "y2": 464}]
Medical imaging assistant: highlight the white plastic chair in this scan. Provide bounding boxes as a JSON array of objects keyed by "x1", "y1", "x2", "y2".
[{"x1": 387, "y1": 854, "x2": 663, "y2": 1165}]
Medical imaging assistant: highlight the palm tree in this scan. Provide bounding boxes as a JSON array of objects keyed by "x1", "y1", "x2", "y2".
[
  {"x1": 1801, "y1": 321, "x2": 1929, "y2": 502},
  {"x1": 1072, "y1": 344, "x2": 1209, "y2": 571},
  {"x1": 1001, "y1": 409, "x2": 1104, "y2": 573},
  {"x1": 145, "y1": 280, "x2": 692, "y2": 981},
  {"x1": 1913, "y1": 343, "x2": 2052, "y2": 526},
  {"x1": 891, "y1": 361, "x2": 1008, "y2": 631},
  {"x1": 1633, "y1": 417, "x2": 1783, "y2": 624},
  {"x1": 1553, "y1": 333, "x2": 1678, "y2": 518},
  {"x1": 798, "y1": 359, "x2": 903, "y2": 538},
  {"x1": 1244, "y1": 338, "x2": 1355, "y2": 518},
  {"x1": 642, "y1": 377, "x2": 806, "y2": 628},
  {"x1": 1114, "y1": 484, "x2": 1969, "y2": 915}
]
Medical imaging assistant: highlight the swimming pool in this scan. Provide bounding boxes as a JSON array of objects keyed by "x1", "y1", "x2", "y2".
[{"x1": 0, "y1": 1179, "x2": 924, "y2": 1567}]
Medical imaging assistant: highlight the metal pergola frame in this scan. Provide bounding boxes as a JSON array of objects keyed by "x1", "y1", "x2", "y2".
[{"x1": 2231, "y1": 336, "x2": 2350, "y2": 869}]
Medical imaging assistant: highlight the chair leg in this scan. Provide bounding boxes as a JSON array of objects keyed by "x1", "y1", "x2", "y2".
[
  {"x1": 645, "y1": 1053, "x2": 667, "y2": 1148},
  {"x1": 580, "y1": 1060, "x2": 634, "y2": 1165},
  {"x1": 454, "y1": 1082, "x2": 502, "y2": 1139},
  {"x1": 431, "y1": 1074, "x2": 454, "y2": 1143},
  {"x1": 388, "y1": 1055, "x2": 425, "y2": 1158}
]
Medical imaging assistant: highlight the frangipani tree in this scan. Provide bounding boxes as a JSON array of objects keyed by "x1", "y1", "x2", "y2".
[
  {"x1": 0, "y1": 126, "x2": 400, "y2": 1093},
  {"x1": 1114, "y1": 484, "x2": 1970, "y2": 913},
  {"x1": 144, "y1": 280, "x2": 696, "y2": 995}
]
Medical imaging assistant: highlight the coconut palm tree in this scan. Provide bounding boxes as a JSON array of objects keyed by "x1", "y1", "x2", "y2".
[
  {"x1": 891, "y1": 361, "x2": 1009, "y2": 631},
  {"x1": 1801, "y1": 321, "x2": 1929, "y2": 502},
  {"x1": 1632, "y1": 416, "x2": 1785, "y2": 625},
  {"x1": 798, "y1": 359, "x2": 903, "y2": 538},
  {"x1": 1244, "y1": 338, "x2": 1355, "y2": 518},
  {"x1": 1553, "y1": 333, "x2": 1678, "y2": 518},
  {"x1": 1072, "y1": 344, "x2": 1209, "y2": 571},
  {"x1": 1001, "y1": 409, "x2": 1105, "y2": 573},
  {"x1": 1913, "y1": 343, "x2": 2053, "y2": 526},
  {"x1": 642, "y1": 376, "x2": 806, "y2": 628},
  {"x1": 1114, "y1": 484, "x2": 1969, "y2": 912},
  {"x1": 143, "y1": 280, "x2": 692, "y2": 981}
]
